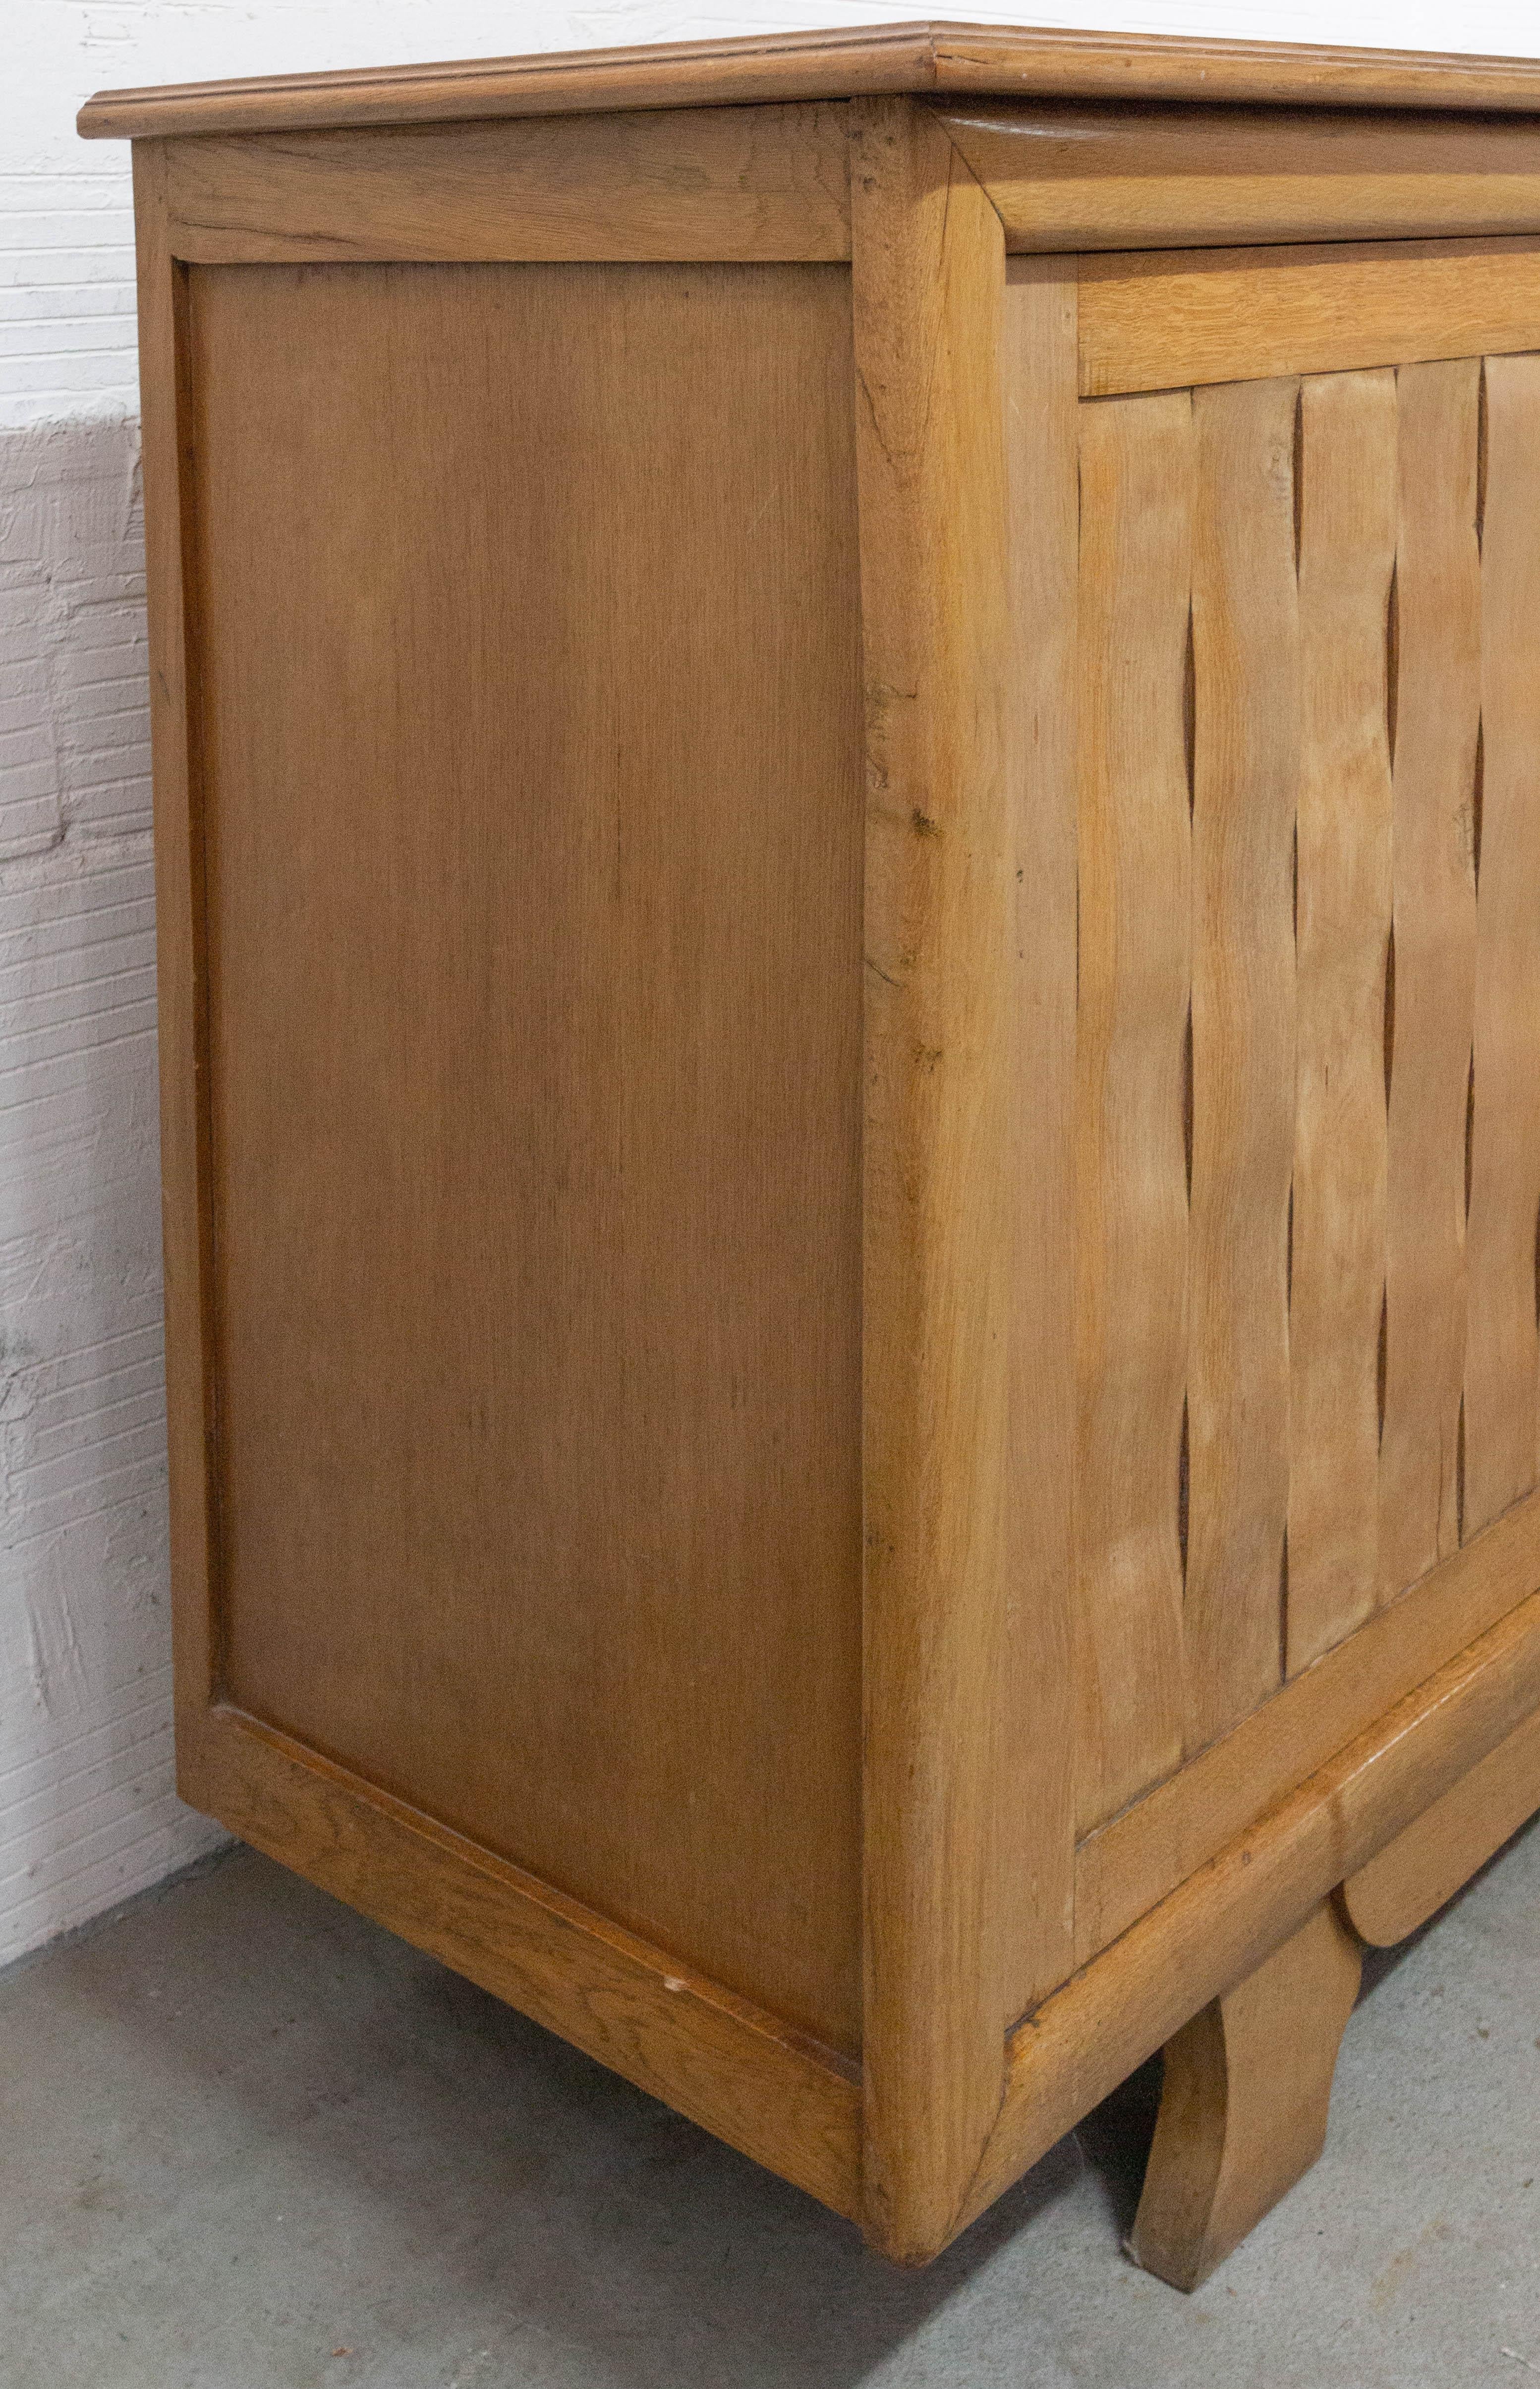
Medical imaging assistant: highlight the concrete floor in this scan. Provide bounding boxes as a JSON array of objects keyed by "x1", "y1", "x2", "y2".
[{"x1": 1, "y1": 1824, "x2": 1537, "y2": 2389}]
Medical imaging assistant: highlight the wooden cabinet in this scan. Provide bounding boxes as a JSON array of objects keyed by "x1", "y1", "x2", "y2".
[{"x1": 83, "y1": 22, "x2": 1540, "y2": 2283}]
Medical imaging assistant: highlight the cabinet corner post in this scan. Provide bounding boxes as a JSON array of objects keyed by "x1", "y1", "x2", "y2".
[{"x1": 849, "y1": 94, "x2": 1016, "y2": 2264}]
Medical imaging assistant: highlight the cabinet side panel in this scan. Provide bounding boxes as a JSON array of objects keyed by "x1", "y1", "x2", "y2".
[{"x1": 185, "y1": 259, "x2": 864, "y2": 2055}]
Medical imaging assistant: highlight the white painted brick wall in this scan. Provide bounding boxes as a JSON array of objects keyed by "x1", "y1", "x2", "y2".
[
  {"x1": 0, "y1": 412, "x2": 227, "y2": 1960},
  {"x1": 4, "y1": 0, "x2": 1538, "y2": 1965}
]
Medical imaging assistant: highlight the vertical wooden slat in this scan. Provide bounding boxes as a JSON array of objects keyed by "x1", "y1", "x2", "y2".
[
  {"x1": 1287, "y1": 369, "x2": 1396, "y2": 1672},
  {"x1": 1073, "y1": 391, "x2": 1193, "y2": 1831},
  {"x1": 1000, "y1": 257, "x2": 1079, "y2": 2019},
  {"x1": 1465, "y1": 353, "x2": 1540, "y2": 1538},
  {"x1": 1186, "y1": 377, "x2": 1299, "y2": 1751},
  {"x1": 130, "y1": 141, "x2": 222, "y2": 1784},
  {"x1": 849, "y1": 99, "x2": 1013, "y2": 2265},
  {"x1": 1379, "y1": 359, "x2": 1482, "y2": 1602}
]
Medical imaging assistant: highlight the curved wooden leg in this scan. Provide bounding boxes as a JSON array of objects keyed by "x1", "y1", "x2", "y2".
[{"x1": 1129, "y1": 1899, "x2": 1362, "y2": 2291}]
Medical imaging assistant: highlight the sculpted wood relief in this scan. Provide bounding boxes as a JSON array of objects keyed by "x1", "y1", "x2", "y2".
[{"x1": 1072, "y1": 353, "x2": 1540, "y2": 1843}]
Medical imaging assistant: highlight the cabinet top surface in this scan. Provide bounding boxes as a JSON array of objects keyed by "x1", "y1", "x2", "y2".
[{"x1": 77, "y1": 19, "x2": 1540, "y2": 140}]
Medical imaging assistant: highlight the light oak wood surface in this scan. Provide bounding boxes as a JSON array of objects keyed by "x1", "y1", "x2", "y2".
[
  {"x1": 1130, "y1": 1900, "x2": 1362, "y2": 2290},
  {"x1": 200, "y1": 1705, "x2": 863, "y2": 2217},
  {"x1": 1342, "y1": 1702, "x2": 1540, "y2": 1944},
  {"x1": 999, "y1": 255, "x2": 1080, "y2": 2021},
  {"x1": 1378, "y1": 360, "x2": 1482, "y2": 1605},
  {"x1": 113, "y1": 54, "x2": 1540, "y2": 2279},
  {"x1": 1185, "y1": 376, "x2": 1299, "y2": 1752},
  {"x1": 1287, "y1": 368, "x2": 1396, "y2": 1672},
  {"x1": 187, "y1": 254, "x2": 865, "y2": 2057},
  {"x1": 1069, "y1": 343, "x2": 1540, "y2": 1949},
  {"x1": 1080, "y1": 238, "x2": 1540, "y2": 396},
  {"x1": 160, "y1": 108, "x2": 852, "y2": 264},
  {"x1": 79, "y1": 22, "x2": 1540, "y2": 141},
  {"x1": 940, "y1": 104, "x2": 1540, "y2": 252},
  {"x1": 1077, "y1": 1489, "x2": 1540, "y2": 1962},
  {"x1": 850, "y1": 93, "x2": 1014, "y2": 2267},
  {"x1": 966, "y1": 1570, "x2": 1540, "y2": 2230},
  {"x1": 1072, "y1": 388, "x2": 1193, "y2": 1830},
  {"x1": 1464, "y1": 354, "x2": 1540, "y2": 1537}
]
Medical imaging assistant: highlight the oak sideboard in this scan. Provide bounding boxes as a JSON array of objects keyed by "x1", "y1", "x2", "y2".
[{"x1": 82, "y1": 20, "x2": 1540, "y2": 2285}]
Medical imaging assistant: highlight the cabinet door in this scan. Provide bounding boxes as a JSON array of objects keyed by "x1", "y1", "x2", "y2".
[{"x1": 1056, "y1": 240, "x2": 1540, "y2": 1967}]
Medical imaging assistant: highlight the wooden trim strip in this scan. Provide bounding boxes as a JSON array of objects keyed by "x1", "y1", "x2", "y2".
[
  {"x1": 927, "y1": 31, "x2": 1540, "y2": 118},
  {"x1": 1341, "y1": 1700, "x2": 1540, "y2": 1944},
  {"x1": 1183, "y1": 376, "x2": 1299, "y2": 1749},
  {"x1": 1377, "y1": 360, "x2": 1482, "y2": 1607},
  {"x1": 1076, "y1": 1483, "x2": 1540, "y2": 1961},
  {"x1": 939, "y1": 105, "x2": 1540, "y2": 253},
  {"x1": 1071, "y1": 388, "x2": 1193, "y2": 1830},
  {"x1": 81, "y1": 25, "x2": 938, "y2": 139},
  {"x1": 158, "y1": 109, "x2": 852, "y2": 267},
  {"x1": 998, "y1": 256, "x2": 1080, "y2": 2022},
  {"x1": 183, "y1": 1705, "x2": 863, "y2": 2219},
  {"x1": 1286, "y1": 368, "x2": 1396, "y2": 1671},
  {"x1": 960, "y1": 1572, "x2": 1540, "y2": 2234},
  {"x1": 79, "y1": 25, "x2": 1540, "y2": 142},
  {"x1": 851, "y1": 95, "x2": 1014, "y2": 2268},
  {"x1": 1080, "y1": 237, "x2": 1540, "y2": 398}
]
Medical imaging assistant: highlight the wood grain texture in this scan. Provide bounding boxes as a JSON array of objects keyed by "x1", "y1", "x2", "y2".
[
  {"x1": 1185, "y1": 377, "x2": 1298, "y2": 1753},
  {"x1": 1073, "y1": 390, "x2": 1193, "y2": 1833},
  {"x1": 1080, "y1": 238, "x2": 1540, "y2": 398},
  {"x1": 999, "y1": 257, "x2": 1080, "y2": 2021},
  {"x1": 1379, "y1": 360, "x2": 1482, "y2": 1603},
  {"x1": 79, "y1": 23, "x2": 1540, "y2": 141},
  {"x1": 187, "y1": 1705, "x2": 863, "y2": 2218},
  {"x1": 1075, "y1": 1485, "x2": 1540, "y2": 1962},
  {"x1": 187, "y1": 257, "x2": 865, "y2": 2057},
  {"x1": 1341, "y1": 1700, "x2": 1540, "y2": 1944},
  {"x1": 940, "y1": 104, "x2": 1540, "y2": 253},
  {"x1": 1074, "y1": 342, "x2": 1540, "y2": 1940},
  {"x1": 130, "y1": 146, "x2": 221, "y2": 1778},
  {"x1": 1287, "y1": 369, "x2": 1396, "y2": 1672},
  {"x1": 160, "y1": 108, "x2": 852, "y2": 265},
  {"x1": 923, "y1": 30, "x2": 1540, "y2": 117},
  {"x1": 1066, "y1": 340, "x2": 1540, "y2": 1965},
  {"x1": 84, "y1": 26, "x2": 937, "y2": 137},
  {"x1": 1464, "y1": 353, "x2": 1540, "y2": 1539},
  {"x1": 1129, "y1": 1899, "x2": 1361, "y2": 2291},
  {"x1": 970, "y1": 1565, "x2": 1540, "y2": 2226},
  {"x1": 850, "y1": 96, "x2": 1013, "y2": 2264},
  {"x1": 125, "y1": 57, "x2": 1540, "y2": 2271}
]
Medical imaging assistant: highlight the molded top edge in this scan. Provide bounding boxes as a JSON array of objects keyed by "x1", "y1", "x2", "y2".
[{"x1": 78, "y1": 19, "x2": 1540, "y2": 140}]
